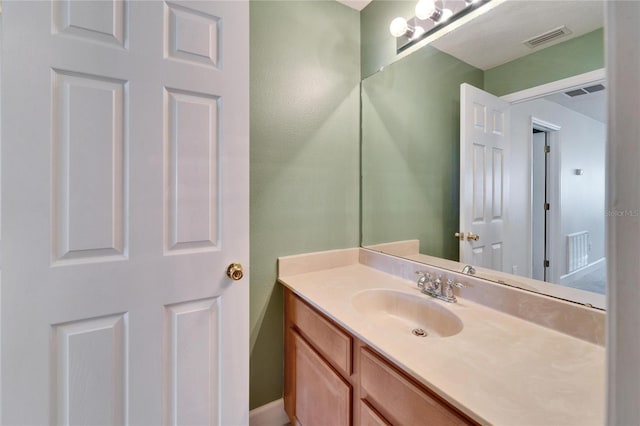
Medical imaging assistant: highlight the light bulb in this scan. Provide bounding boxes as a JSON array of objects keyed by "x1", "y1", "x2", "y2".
[
  {"x1": 415, "y1": 0, "x2": 436, "y2": 20},
  {"x1": 438, "y1": 8, "x2": 454, "y2": 23},
  {"x1": 412, "y1": 26, "x2": 425, "y2": 39},
  {"x1": 389, "y1": 17, "x2": 409, "y2": 37}
]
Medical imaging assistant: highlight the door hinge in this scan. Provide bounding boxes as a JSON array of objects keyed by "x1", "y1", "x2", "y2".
[
  {"x1": 544, "y1": 260, "x2": 550, "y2": 268},
  {"x1": 544, "y1": 145, "x2": 550, "y2": 153},
  {"x1": 544, "y1": 202, "x2": 550, "y2": 211}
]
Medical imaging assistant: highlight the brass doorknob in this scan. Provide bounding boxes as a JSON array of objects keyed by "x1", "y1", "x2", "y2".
[
  {"x1": 454, "y1": 232, "x2": 464, "y2": 240},
  {"x1": 466, "y1": 233, "x2": 480, "y2": 241},
  {"x1": 226, "y1": 263, "x2": 244, "y2": 281}
]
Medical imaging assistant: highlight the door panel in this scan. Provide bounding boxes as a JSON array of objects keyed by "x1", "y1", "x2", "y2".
[
  {"x1": 472, "y1": 144, "x2": 485, "y2": 222},
  {"x1": 1, "y1": 1, "x2": 249, "y2": 424},
  {"x1": 52, "y1": 70, "x2": 128, "y2": 263},
  {"x1": 460, "y1": 83, "x2": 510, "y2": 270},
  {"x1": 164, "y1": 298, "x2": 220, "y2": 425},
  {"x1": 164, "y1": 88, "x2": 221, "y2": 253},
  {"x1": 52, "y1": 313, "x2": 128, "y2": 426}
]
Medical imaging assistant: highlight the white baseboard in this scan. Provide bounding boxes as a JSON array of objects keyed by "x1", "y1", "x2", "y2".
[{"x1": 249, "y1": 398, "x2": 289, "y2": 426}]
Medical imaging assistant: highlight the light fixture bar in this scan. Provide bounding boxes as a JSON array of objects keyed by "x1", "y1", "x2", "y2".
[{"x1": 391, "y1": 0, "x2": 492, "y2": 54}]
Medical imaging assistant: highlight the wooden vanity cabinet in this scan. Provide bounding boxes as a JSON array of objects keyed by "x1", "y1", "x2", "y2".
[
  {"x1": 284, "y1": 288, "x2": 353, "y2": 426},
  {"x1": 284, "y1": 288, "x2": 477, "y2": 426},
  {"x1": 291, "y1": 331, "x2": 351, "y2": 425}
]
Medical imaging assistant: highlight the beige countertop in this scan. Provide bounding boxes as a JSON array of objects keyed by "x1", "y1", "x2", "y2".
[{"x1": 279, "y1": 252, "x2": 605, "y2": 426}]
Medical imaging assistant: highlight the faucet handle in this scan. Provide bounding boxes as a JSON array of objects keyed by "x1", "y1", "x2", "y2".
[
  {"x1": 415, "y1": 271, "x2": 431, "y2": 290},
  {"x1": 446, "y1": 278, "x2": 465, "y2": 288},
  {"x1": 444, "y1": 278, "x2": 465, "y2": 299},
  {"x1": 462, "y1": 264, "x2": 476, "y2": 275}
]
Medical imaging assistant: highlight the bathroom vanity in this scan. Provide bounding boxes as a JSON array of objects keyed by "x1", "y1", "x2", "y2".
[
  {"x1": 279, "y1": 248, "x2": 605, "y2": 425},
  {"x1": 285, "y1": 288, "x2": 476, "y2": 425}
]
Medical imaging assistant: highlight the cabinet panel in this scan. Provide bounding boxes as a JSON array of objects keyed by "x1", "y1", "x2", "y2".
[
  {"x1": 289, "y1": 291, "x2": 352, "y2": 376},
  {"x1": 360, "y1": 348, "x2": 473, "y2": 426},
  {"x1": 294, "y1": 332, "x2": 351, "y2": 426},
  {"x1": 359, "y1": 400, "x2": 390, "y2": 426}
]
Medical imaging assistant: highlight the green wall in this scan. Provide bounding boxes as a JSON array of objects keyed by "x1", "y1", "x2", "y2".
[
  {"x1": 250, "y1": 1, "x2": 360, "y2": 409},
  {"x1": 361, "y1": 46, "x2": 483, "y2": 260},
  {"x1": 484, "y1": 29, "x2": 604, "y2": 96}
]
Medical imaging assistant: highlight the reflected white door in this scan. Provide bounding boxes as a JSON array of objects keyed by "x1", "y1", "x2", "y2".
[
  {"x1": 1, "y1": 1, "x2": 249, "y2": 425},
  {"x1": 460, "y1": 83, "x2": 510, "y2": 270}
]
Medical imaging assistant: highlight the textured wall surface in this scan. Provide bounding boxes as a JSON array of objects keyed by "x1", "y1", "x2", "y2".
[
  {"x1": 361, "y1": 46, "x2": 482, "y2": 260},
  {"x1": 249, "y1": 1, "x2": 360, "y2": 409},
  {"x1": 484, "y1": 29, "x2": 604, "y2": 96}
]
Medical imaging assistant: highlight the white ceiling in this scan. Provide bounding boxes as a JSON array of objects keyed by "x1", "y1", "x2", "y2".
[
  {"x1": 338, "y1": 1, "x2": 603, "y2": 70},
  {"x1": 431, "y1": 0, "x2": 604, "y2": 70},
  {"x1": 336, "y1": 0, "x2": 372, "y2": 11},
  {"x1": 544, "y1": 87, "x2": 606, "y2": 123}
]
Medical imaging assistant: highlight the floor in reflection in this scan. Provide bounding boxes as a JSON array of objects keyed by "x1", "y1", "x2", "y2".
[{"x1": 562, "y1": 262, "x2": 606, "y2": 295}]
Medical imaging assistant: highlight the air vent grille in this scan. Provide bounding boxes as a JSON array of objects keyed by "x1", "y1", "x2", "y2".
[
  {"x1": 584, "y1": 84, "x2": 605, "y2": 93},
  {"x1": 564, "y1": 83, "x2": 606, "y2": 98},
  {"x1": 565, "y1": 88, "x2": 588, "y2": 98},
  {"x1": 523, "y1": 26, "x2": 573, "y2": 48}
]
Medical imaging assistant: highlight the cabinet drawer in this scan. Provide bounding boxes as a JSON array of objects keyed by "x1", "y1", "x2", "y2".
[
  {"x1": 294, "y1": 332, "x2": 351, "y2": 426},
  {"x1": 289, "y1": 292, "x2": 352, "y2": 376},
  {"x1": 360, "y1": 348, "x2": 473, "y2": 426}
]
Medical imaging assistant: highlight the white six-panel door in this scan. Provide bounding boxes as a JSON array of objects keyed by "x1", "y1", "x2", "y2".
[
  {"x1": 460, "y1": 83, "x2": 510, "y2": 271},
  {"x1": 1, "y1": 1, "x2": 249, "y2": 424}
]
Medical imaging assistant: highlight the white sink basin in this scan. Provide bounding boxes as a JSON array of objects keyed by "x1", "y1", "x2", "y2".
[{"x1": 351, "y1": 289, "x2": 463, "y2": 338}]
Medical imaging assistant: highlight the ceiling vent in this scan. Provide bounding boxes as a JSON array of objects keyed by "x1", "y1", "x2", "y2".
[
  {"x1": 523, "y1": 26, "x2": 573, "y2": 49},
  {"x1": 564, "y1": 83, "x2": 606, "y2": 98}
]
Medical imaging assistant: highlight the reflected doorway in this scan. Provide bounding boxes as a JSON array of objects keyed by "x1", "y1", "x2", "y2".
[
  {"x1": 532, "y1": 128, "x2": 550, "y2": 282},
  {"x1": 524, "y1": 86, "x2": 607, "y2": 295}
]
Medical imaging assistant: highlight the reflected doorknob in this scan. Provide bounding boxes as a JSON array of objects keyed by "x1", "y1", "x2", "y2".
[
  {"x1": 226, "y1": 263, "x2": 244, "y2": 280},
  {"x1": 466, "y1": 233, "x2": 480, "y2": 241}
]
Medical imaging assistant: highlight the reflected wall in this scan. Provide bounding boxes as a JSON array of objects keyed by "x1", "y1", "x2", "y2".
[
  {"x1": 361, "y1": 27, "x2": 604, "y2": 270},
  {"x1": 361, "y1": 46, "x2": 482, "y2": 260}
]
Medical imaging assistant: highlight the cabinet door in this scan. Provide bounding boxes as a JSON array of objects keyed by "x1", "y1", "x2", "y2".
[
  {"x1": 360, "y1": 400, "x2": 390, "y2": 426},
  {"x1": 294, "y1": 332, "x2": 351, "y2": 426}
]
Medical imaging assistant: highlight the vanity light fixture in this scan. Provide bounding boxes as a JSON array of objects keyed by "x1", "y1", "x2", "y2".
[
  {"x1": 389, "y1": 17, "x2": 425, "y2": 40},
  {"x1": 415, "y1": 0, "x2": 443, "y2": 22},
  {"x1": 389, "y1": 0, "x2": 492, "y2": 53}
]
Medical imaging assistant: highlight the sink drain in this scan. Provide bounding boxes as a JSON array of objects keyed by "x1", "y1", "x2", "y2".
[{"x1": 412, "y1": 328, "x2": 427, "y2": 337}]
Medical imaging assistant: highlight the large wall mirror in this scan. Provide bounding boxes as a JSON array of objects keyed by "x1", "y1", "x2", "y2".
[{"x1": 361, "y1": 0, "x2": 606, "y2": 309}]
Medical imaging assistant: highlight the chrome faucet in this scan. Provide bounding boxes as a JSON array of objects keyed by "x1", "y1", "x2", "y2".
[
  {"x1": 462, "y1": 264, "x2": 476, "y2": 275},
  {"x1": 415, "y1": 271, "x2": 465, "y2": 303}
]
